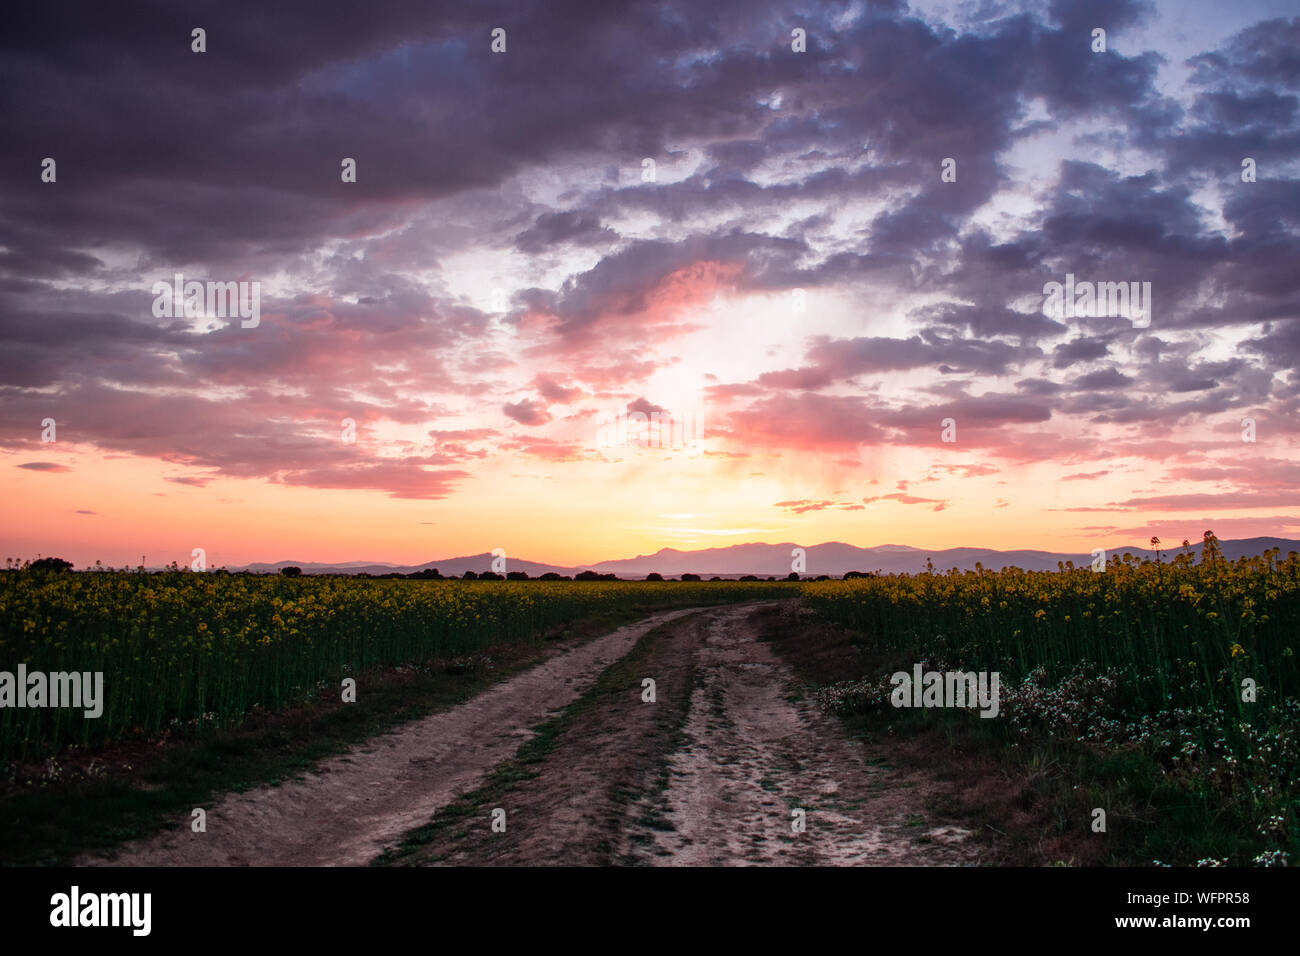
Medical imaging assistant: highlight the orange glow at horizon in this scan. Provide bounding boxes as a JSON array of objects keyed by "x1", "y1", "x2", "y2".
[{"x1": 6, "y1": 441, "x2": 1297, "y2": 569}]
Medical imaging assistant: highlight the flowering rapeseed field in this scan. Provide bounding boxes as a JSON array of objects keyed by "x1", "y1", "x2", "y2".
[
  {"x1": 804, "y1": 540, "x2": 1298, "y2": 707},
  {"x1": 0, "y1": 572, "x2": 790, "y2": 762},
  {"x1": 803, "y1": 535, "x2": 1299, "y2": 865}
]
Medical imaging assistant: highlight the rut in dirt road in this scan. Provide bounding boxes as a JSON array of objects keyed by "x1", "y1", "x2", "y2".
[
  {"x1": 619, "y1": 604, "x2": 981, "y2": 865},
  {"x1": 78, "y1": 607, "x2": 707, "y2": 867}
]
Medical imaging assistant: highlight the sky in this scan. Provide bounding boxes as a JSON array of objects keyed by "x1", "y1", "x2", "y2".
[{"x1": 1, "y1": 0, "x2": 1298, "y2": 569}]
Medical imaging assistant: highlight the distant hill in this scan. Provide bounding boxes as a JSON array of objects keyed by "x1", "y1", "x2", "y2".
[
  {"x1": 243, "y1": 554, "x2": 578, "y2": 578},
  {"x1": 231, "y1": 537, "x2": 1300, "y2": 578}
]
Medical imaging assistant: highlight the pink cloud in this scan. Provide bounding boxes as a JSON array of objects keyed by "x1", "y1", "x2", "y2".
[
  {"x1": 503, "y1": 399, "x2": 552, "y2": 426},
  {"x1": 863, "y1": 493, "x2": 948, "y2": 512}
]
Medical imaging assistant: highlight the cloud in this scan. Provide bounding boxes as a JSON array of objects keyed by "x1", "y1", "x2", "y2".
[
  {"x1": 515, "y1": 211, "x2": 618, "y2": 254},
  {"x1": 278, "y1": 463, "x2": 472, "y2": 500},
  {"x1": 533, "y1": 376, "x2": 583, "y2": 404},
  {"x1": 774, "y1": 499, "x2": 837, "y2": 514},
  {"x1": 862, "y1": 493, "x2": 948, "y2": 512},
  {"x1": 1108, "y1": 492, "x2": 1300, "y2": 511},
  {"x1": 1104, "y1": 516, "x2": 1300, "y2": 540},
  {"x1": 502, "y1": 399, "x2": 552, "y2": 426},
  {"x1": 0, "y1": 0, "x2": 1295, "y2": 537}
]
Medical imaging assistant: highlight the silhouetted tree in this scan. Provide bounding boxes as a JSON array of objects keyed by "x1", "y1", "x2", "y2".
[
  {"x1": 645, "y1": 572, "x2": 664, "y2": 582},
  {"x1": 681, "y1": 573, "x2": 701, "y2": 581},
  {"x1": 280, "y1": 566, "x2": 302, "y2": 577},
  {"x1": 29, "y1": 557, "x2": 73, "y2": 572}
]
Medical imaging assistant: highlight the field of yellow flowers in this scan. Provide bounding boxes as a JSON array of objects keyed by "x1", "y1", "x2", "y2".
[
  {"x1": 0, "y1": 572, "x2": 790, "y2": 763},
  {"x1": 804, "y1": 540, "x2": 1298, "y2": 707},
  {"x1": 803, "y1": 535, "x2": 1299, "y2": 865}
]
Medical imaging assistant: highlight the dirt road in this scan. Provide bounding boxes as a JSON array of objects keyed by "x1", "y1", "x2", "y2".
[
  {"x1": 83, "y1": 603, "x2": 981, "y2": 866},
  {"x1": 617, "y1": 603, "x2": 978, "y2": 865},
  {"x1": 379, "y1": 603, "x2": 981, "y2": 866},
  {"x1": 81, "y1": 607, "x2": 704, "y2": 867}
]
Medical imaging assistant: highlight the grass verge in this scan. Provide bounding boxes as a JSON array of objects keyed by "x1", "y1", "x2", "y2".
[
  {"x1": 752, "y1": 603, "x2": 1103, "y2": 865},
  {"x1": 756, "y1": 602, "x2": 1296, "y2": 866}
]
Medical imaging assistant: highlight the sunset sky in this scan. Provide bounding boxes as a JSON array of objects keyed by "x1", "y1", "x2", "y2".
[{"x1": 2, "y1": 0, "x2": 1298, "y2": 569}]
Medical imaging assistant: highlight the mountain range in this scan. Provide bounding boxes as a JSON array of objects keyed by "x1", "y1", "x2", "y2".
[{"x1": 237, "y1": 536, "x2": 1300, "y2": 578}]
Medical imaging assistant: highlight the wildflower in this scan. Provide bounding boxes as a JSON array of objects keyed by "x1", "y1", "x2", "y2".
[{"x1": 1252, "y1": 850, "x2": 1289, "y2": 867}]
